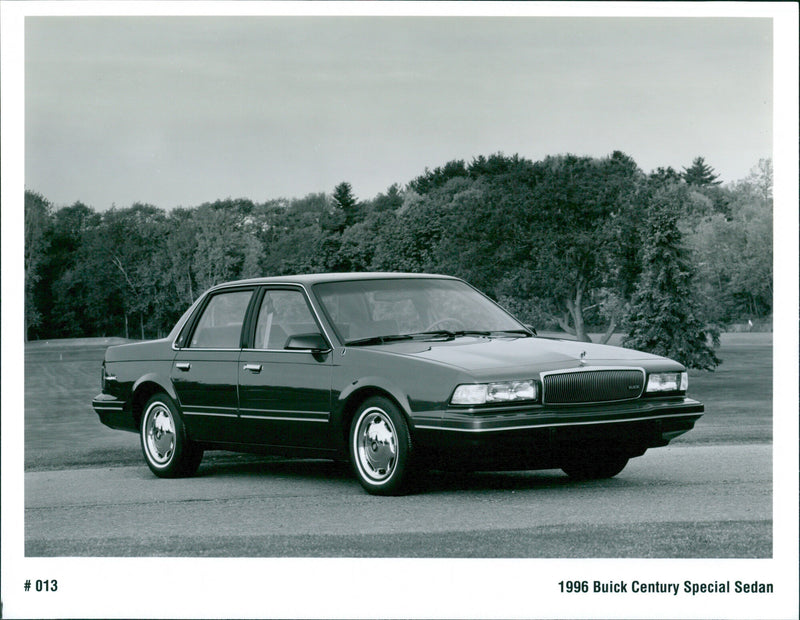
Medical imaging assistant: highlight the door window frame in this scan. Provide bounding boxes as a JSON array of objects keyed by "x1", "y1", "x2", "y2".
[
  {"x1": 243, "y1": 285, "x2": 334, "y2": 352},
  {"x1": 173, "y1": 286, "x2": 258, "y2": 351}
]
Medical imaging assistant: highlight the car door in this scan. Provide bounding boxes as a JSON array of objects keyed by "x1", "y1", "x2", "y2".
[
  {"x1": 237, "y1": 286, "x2": 334, "y2": 450},
  {"x1": 171, "y1": 287, "x2": 255, "y2": 443}
]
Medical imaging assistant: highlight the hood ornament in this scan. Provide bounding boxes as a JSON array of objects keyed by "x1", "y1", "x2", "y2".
[{"x1": 579, "y1": 350, "x2": 587, "y2": 365}]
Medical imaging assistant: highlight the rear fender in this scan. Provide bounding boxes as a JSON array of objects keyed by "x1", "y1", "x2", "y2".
[{"x1": 132, "y1": 373, "x2": 178, "y2": 403}]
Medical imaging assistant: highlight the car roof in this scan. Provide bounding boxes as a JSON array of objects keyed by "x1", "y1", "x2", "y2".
[{"x1": 210, "y1": 272, "x2": 460, "y2": 291}]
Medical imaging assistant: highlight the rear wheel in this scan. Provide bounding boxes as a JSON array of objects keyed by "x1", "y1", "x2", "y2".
[
  {"x1": 140, "y1": 393, "x2": 203, "y2": 478},
  {"x1": 561, "y1": 450, "x2": 629, "y2": 480},
  {"x1": 350, "y1": 396, "x2": 414, "y2": 495}
]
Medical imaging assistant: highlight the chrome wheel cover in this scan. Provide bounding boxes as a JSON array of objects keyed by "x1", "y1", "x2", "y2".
[
  {"x1": 354, "y1": 407, "x2": 398, "y2": 483},
  {"x1": 144, "y1": 402, "x2": 176, "y2": 466}
]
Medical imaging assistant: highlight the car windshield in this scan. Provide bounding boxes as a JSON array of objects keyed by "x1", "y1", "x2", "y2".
[{"x1": 313, "y1": 278, "x2": 529, "y2": 345}]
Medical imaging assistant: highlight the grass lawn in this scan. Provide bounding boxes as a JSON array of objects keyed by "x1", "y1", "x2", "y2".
[
  {"x1": 677, "y1": 333, "x2": 772, "y2": 445},
  {"x1": 23, "y1": 333, "x2": 772, "y2": 471},
  {"x1": 24, "y1": 339, "x2": 143, "y2": 470}
]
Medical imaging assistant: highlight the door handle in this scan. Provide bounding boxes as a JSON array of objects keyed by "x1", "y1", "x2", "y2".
[
  {"x1": 175, "y1": 362, "x2": 191, "y2": 371},
  {"x1": 243, "y1": 363, "x2": 262, "y2": 373}
]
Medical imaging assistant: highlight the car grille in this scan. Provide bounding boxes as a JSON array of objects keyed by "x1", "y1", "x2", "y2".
[{"x1": 542, "y1": 368, "x2": 645, "y2": 405}]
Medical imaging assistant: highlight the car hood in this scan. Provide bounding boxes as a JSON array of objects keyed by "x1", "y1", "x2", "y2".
[{"x1": 377, "y1": 336, "x2": 664, "y2": 374}]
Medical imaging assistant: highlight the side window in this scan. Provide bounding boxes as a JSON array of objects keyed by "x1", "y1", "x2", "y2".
[
  {"x1": 254, "y1": 289, "x2": 320, "y2": 349},
  {"x1": 189, "y1": 290, "x2": 252, "y2": 348}
]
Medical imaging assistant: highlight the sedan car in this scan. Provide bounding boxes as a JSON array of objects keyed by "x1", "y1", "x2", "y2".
[{"x1": 92, "y1": 272, "x2": 703, "y2": 495}]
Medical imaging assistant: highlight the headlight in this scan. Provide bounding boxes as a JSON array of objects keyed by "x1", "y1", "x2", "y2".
[
  {"x1": 451, "y1": 380, "x2": 538, "y2": 405},
  {"x1": 646, "y1": 372, "x2": 688, "y2": 393}
]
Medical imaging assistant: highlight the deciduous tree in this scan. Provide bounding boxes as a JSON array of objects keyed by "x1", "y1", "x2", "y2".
[
  {"x1": 686, "y1": 159, "x2": 772, "y2": 322},
  {"x1": 24, "y1": 191, "x2": 51, "y2": 339},
  {"x1": 518, "y1": 152, "x2": 642, "y2": 342}
]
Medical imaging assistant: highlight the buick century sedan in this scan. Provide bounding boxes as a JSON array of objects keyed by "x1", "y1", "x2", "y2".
[{"x1": 92, "y1": 273, "x2": 703, "y2": 494}]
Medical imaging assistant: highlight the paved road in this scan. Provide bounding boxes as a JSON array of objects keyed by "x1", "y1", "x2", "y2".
[{"x1": 25, "y1": 443, "x2": 771, "y2": 558}]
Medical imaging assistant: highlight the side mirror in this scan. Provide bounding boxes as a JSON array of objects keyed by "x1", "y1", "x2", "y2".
[{"x1": 284, "y1": 332, "x2": 331, "y2": 353}]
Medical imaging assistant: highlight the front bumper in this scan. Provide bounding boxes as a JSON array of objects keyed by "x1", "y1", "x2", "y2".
[
  {"x1": 415, "y1": 396, "x2": 703, "y2": 433},
  {"x1": 411, "y1": 397, "x2": 703, "y2": 469}
]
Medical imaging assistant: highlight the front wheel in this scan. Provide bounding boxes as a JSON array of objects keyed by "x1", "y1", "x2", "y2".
[
  {"x1": 561, "y1": 450, "x2": 629, "y2": 480},
  {"x1": 350, "y1": 397, "x2": 414, "y2": 495},
  {"x1": 140, "y1": 393, "x2": 203, "y2": 478}
]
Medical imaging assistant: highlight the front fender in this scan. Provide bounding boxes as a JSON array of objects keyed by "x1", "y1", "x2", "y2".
[
  {"x1": 336, "y1": 376, "x2": 413, "y2": 417},
  {"x1": 329, "y1": 375, "x2": 425, "y2": 457}
]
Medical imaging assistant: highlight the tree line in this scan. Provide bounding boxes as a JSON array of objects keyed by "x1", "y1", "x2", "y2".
[{"x1": 24, "y1": 152, "x2": 773, "y2": 369}]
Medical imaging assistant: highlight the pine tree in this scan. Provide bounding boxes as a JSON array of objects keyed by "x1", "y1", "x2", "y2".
[
  {"x1": 331, "y1": 181, "x2": 360, "y2": 228},
  {"x1": 682, "y1": 156, "x2": 722, "y2": 187},
  {"x1": 623, "y1": 186, "x2": 721, "y2": 370}
]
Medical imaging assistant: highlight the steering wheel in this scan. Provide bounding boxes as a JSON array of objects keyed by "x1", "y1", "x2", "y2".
[{"x1": 425, "y1": 317, "x2": 467, "y2": 332}]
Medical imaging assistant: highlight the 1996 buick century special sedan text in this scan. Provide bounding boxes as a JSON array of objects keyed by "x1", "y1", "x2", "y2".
[{"x1": 93, "y1": 273, "x2": 704, "y2": 495}]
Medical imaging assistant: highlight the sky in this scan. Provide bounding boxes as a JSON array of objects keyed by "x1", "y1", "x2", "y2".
[{"x1": 23, "y1": 14, "x2": 773, "y2": 210}]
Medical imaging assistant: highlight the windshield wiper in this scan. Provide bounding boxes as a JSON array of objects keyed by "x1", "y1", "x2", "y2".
[
  {"x1": 407, "y1": 330, "x2": 465, "y2": 339},
  {"x1": 345, "y1": 329, "x2": 534, "y2": 347},
  {"x1": 489, "y1": 329, "x2": 535, "y2": 337},
  {"x1": 407, "y1": 330, "x2": 495, "y2": 340},
  {"x1": 346, "y1": 331, "x2": 482, "y2": 345},
  {"x1": 344, "y1": 334, "x2": 414, "y2": 347},
  {"x1": 413, "y1": 329, "x2": 534, "y2": 339}
]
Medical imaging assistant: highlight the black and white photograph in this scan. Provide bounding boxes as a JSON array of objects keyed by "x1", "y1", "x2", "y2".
[{"x1": 2, "y1": 2, "x2": 797, "y2": 618}]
